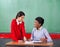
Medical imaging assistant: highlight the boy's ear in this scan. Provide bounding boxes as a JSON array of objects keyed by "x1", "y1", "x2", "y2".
[{"x1": 39, "y1": 24, "x2": 41, "y2": 26}]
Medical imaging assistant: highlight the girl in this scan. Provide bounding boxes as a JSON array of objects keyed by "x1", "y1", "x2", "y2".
[{"x1": 11, "y1": 11, "x2": 26, "y2": 42}]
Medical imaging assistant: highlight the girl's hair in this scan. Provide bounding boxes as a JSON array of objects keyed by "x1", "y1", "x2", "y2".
[{"x1": 16, "y1": 11, "x2": 25, "y2": 19}]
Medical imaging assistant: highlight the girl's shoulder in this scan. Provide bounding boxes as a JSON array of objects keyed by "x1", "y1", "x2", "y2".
[
  {"x1": 12, "y1": 19, "x2": 16, "y2": 22},
  {"x1": 11, "y1": 19, "x2": 16, "y2": 24}
]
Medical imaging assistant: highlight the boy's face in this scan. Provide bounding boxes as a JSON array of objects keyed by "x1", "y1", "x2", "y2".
[
  {"x1": 17, "y1": 16, "x2": 25, "y2": 22},
  {"x1": 34, "y1": 20, "x2": 41, "y2": 28}
]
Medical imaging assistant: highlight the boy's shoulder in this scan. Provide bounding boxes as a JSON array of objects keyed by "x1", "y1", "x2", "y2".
[
  {"x1": 41, "y1": 27, "x2": 48, "y2": 33},
  {"x1": 42, "y1": 27, "x2": 47, "y2": 30}
]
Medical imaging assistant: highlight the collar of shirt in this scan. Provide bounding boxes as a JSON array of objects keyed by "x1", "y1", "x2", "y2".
[
  {"x1": 35, "y1": 26, "x2": 43, "y2": 31},
  {"x1": 16, "y1": 19, "x2": 22, "y2": 25},
  {"x1": 39, "y1": 26, "x2": 43, "y2": 30}
]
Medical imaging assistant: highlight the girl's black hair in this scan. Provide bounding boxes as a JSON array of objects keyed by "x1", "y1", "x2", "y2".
[
  {"x1": 16, "y1": 11, "x2": 25, "y2": 19},
  {"x1": 35, "y1": 17, "x2": 44, "y2": 26}
]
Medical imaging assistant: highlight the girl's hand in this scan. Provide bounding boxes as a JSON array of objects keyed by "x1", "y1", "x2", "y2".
[
  {"x1": 27, "y1": 39, "x2": 32, "y2": 41},
  {"x1": 18, "y1": 40, "x2": 23, "y2": 43},
  {"x1": 23, "y1": 36, "x2": 27, "y2": 41}
]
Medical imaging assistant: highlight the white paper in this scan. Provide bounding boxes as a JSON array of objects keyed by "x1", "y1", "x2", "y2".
[
  {"x1": 24, "y1": 41, "x2": 42, "y2": 44},
  {"x1": 32, "y1": 41, "x2": 42, "y2": 43},
  {"x1": 25, "y1": 41, "x2": 33, "y2": 44}
]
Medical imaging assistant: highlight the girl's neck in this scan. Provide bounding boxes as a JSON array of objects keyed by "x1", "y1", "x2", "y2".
[{"x1": 16, "y1": 19, "x2": 21, "y2": 22}]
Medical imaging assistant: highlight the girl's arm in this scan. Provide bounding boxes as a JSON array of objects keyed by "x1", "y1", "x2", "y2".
[
  {"x1": 11, "y1": 19, "x2": 18, "y2": 41},
  {"x1": 22, "y1": 22, "x2": 27, "y2": 41}
]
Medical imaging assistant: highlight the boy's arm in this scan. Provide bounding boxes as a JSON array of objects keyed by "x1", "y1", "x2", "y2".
[
  {"x1": 44, "y1": 29, "x2": 53, "y2": 42},
  {"x1": 30, "y1": 28, "x2": 35, "y2": 41}
]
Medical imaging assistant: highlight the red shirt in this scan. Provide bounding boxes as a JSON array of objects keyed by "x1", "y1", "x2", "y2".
[{"x1": 11, "y1": 19, "x2": 26, "y2": 41}]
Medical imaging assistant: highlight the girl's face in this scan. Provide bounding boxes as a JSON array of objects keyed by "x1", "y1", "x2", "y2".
[
  {"x1": 17, "y1": 16, "x2": 25, "y2": 22},
  {"x1": 34, "y1": 20, "x2": 41, "y2": 28}
]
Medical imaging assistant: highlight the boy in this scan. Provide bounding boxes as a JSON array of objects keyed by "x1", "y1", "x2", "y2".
[{"x1": 31, "y1": 17, "x2": 52, "y2": 47}]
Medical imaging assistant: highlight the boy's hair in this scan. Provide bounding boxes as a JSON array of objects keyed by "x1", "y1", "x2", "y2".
[
  {"x1": 16, "y1": 11, "x2": 25, "y2": 19},
  {"x1": 35, "y1": 17, "x2": 44, "y2": 26}
]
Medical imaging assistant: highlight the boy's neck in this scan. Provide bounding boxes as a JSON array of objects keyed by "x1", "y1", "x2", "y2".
[{"x1": 37, "y1": 26, "x2": 41, "y2": 30}]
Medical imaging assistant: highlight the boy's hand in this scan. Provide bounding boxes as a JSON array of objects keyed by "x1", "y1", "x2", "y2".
[{"x1": 40, "y1": 38, "x2": 47, "y2": 42}]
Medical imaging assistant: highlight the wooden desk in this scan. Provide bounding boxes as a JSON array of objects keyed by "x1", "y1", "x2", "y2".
[{"x1": 5, "y1": 41, "x2": 53, "y2": 47}]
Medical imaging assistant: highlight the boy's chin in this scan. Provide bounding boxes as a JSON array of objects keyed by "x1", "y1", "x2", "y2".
[{"x1": 34, "y1": 26, "x2": 37, "y2": 28}]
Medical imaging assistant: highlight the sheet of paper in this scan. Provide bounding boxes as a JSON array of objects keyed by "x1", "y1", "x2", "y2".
[
  {"x1": 24, "y1": 41, "x2": 42, "y2": 44},
  {"x1": 24, "y1": 41, "x2": 33, "y2": 44},
  {"x1": 32, "y1": 41, "x2": 42, "y2": 43}
]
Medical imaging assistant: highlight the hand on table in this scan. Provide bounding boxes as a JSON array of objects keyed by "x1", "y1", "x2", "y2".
[
  {"x1": 40, "y1": 38, "x2": 47, "y2": 43},
  {"x1": 18, "y1": 40, "x2": 23, "y2": 43}
]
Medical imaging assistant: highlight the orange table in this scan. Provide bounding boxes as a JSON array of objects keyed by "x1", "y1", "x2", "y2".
[{"x1": 5, "y1": 41, "x2": 53, "y2": 47}]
